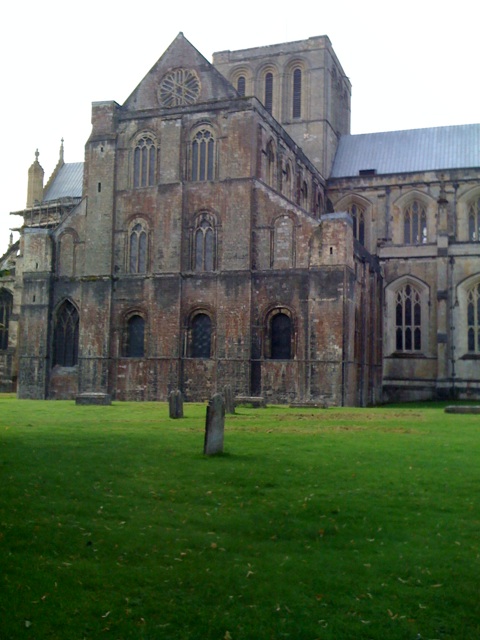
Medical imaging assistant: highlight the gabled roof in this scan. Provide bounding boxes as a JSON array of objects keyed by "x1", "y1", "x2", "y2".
[
  {"x1": 330, "y1": 123, "x2": 480, "y2": 178},
  {"x1": 123, "y1": 32, "x2": 238, "y2": 112},
  {"x1": 43, "y1": 163, "x2": 84, "y2": 202}
]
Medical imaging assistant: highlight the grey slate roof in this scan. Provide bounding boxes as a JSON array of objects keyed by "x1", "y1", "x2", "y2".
[
  {"x1": 330, "y1": 123, "x2": 480, "y2": 178},
  {"x1": 43, "y1": 162, "x2": 84, "y2": 202}
]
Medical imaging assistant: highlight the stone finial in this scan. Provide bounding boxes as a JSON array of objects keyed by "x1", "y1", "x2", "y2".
[{"x1": 27, "y1": 149, "x2": 44, "y2": 207}]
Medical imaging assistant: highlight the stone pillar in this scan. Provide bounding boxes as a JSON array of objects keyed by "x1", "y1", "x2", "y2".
[{"x1": 204, "y1": 393, "x2": 225, "y2": 455}]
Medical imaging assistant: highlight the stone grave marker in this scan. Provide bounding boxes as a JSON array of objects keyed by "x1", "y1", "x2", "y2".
[
  {"x1": 223, "y1": 384, "x2": 235, "y2": 414},
  {"x1": 168, "y1": 389, "x2": 184, "y2": 419},
  {"x1": 204, "y1": 393, "x2": 225, "y2": 455}
]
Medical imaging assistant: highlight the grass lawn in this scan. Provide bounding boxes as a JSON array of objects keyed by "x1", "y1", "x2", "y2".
[{"x1": 1, "y1": 395, "x2": 479, "y2": 640}]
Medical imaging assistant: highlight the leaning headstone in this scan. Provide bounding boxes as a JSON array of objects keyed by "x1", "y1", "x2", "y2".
[
  {"x1": 204, "y1": 393, "x2": 225, "y2": 455},
  {"x1": 168, "y1": 389, "x2": 184, "y2": 419},
  {"x1": 223, "y1": 384, "x2": 235, "y2": 414}
]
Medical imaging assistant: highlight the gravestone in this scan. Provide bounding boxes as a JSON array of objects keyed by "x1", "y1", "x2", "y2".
[
  {"x1": 168, "y1": 389, "x2": 184, "y2": 419},
  {"x1": 223, "y1": 384, "x2": 235, "y2": 414},
  {"x1": 204, "y1": 393, "x2": 225, "y2": 455}
]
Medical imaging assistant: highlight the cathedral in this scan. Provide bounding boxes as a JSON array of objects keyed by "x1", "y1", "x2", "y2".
[{"x1": 1, "y1": 33, "x2": 479, "y2": 404}]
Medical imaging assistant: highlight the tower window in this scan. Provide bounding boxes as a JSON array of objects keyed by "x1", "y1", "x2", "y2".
[
  {"x1": 129, "y1": 222, "x2": 148, "y2": 274},
  {"x1": 237, "y1": 76, "x2": 246, "y2": 96},
  {"x1": 133, "y1": 135, "x2": 156, "y2": 188},
  {"x1": 292, "y1": 68, "x2": 302, "y2": 118},
  {"x1": 190, "y1": 313, "x2": 212, "y2": 358},
  {"x1": 191, "y1": 129, "x2": 216, "y2": 181},
  {"x1": 125, "y1": 314, "x2": 145, "y2": 358},
  {"x1": 193, "y1": 213, "x2": 216, "y2": 271},
  {"x1": 264, "y1": 72, "x2": 273, "y2": 114}
]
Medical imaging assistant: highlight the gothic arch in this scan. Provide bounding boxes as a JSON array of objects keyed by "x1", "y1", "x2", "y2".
[
  {"x1": 126, "y1": 216, "x2": 150, "y2": 274},
  {"x1": 455, "y1": 273, "x2": 480, "y2": 356},
  {"x1": 190, "y1": 210, "x2": 219, "y2": 272},
  {"x1": 52, "y1": 298, "x2": 80, "y2": 368},
  {"x1": 57, "y1": 228, "x2": 79, "y2": 277},
  {"x1": 384, "y1": 275, "x2": 430, "y2": 356},
  {"x1": 131, "y1": 130, "x2": 158, "y2": 188},
  {"x1": 188, "y1": 121, "x2": 219, "y2": 181},
  {"x1": 334, "y1": 193, "x2": 372, "y2": 248},
  {"x1": 457, "y1": 186, "x2": 480, "y2": 242},
  {"x1": 391, "y1": 190, "x2": 435, "y2": 245}
]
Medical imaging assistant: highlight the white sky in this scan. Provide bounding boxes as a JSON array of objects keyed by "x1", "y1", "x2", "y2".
[{"x1": 1, "y1": 0, "x2": 478, "y2": 256}]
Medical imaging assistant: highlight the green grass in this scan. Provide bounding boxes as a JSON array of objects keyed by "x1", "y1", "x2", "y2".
[{"x1": 1, "y1": 396, "x2": 480, "y2": 639}]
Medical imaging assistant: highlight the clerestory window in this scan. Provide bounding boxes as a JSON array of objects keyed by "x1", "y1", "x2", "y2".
[
  {"x1": 348, "y1": 203, "x2": 366, "y2": 246},
  {"x1": 264, "y1": 72, "x2": 273, "y2": 114},
  {"x1": 404, "y1": 200, "x2": 427, "y2": 244},
  {"x1": 468, "y1": 197, "x2": 480, "y2": 241}
]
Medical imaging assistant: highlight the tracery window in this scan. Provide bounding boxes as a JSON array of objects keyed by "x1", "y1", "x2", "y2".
[
  {"x1": 468, "y1": 197, "x2": 480, "y2": 241},
  {"x1": 266, "y1": 308, "x2": 294, "y2": 359},
  {"x1": 53, "y1": 300, "x2": 79, "y2": 367},
  {"x1": 189, "y1": 313, "x2": 212, "y2": 358},
  {"x1": 133, "y1": 135, "x2": 156, "y2": 188},
  {"x1": 404, "y1": 200, "x2": 427, "y2": 244},
  {"x1": 193, "y1": 213, "x2": 216, "y2": 271},
  {"x1": 395, "y1": 284, "x2": 422, "y2": 352},
  {"x1": 0, "y1": 289, "x2": 12, "y2": 350},
  {"x1": 348, "y1": 203, "x2": 366, "y2": 245},
  {"x1": 467, "y1": 283, "x2": 480, "y2": 352},
  {"x1": 264, "y1": 72, "x2": 273, "y2": 114},
  {"x1": 237, "y1": 76, "x2": 246, "y2": 96},
  {"x1": 129, "y1": 221, "x2": 148, "y2": 274},
  {"x1": 292, "y1": 68, "x2": 302, "y2": 118},
  {"x1": 125, "y1": 314, "x2": 145, "y2": 358},
  {"x1": 191, "y1": 128, "x2": 216, "y2": 181}
]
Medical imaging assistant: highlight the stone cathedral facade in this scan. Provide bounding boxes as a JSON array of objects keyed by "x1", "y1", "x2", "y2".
[{"x1": 0, "y1": 33, "x2": 479, "y2": 404}]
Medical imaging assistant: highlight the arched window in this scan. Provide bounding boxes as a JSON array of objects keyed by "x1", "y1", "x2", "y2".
[
  {"x1": 313, "y1": 186, "x2": 323, "y2": 217},
  {"x1": 292, "y1": 68, "x2": 302, "y2": 118},
  {"x1": 283, "y1": 162, "x2": 292, "y2": 198},
  {"x1": 404, "y1": 200, "x2": 427, "y2": 244},
  {"x1": 193, "y1": 213, "x2": 216, "y2": 271},
  {"x1": 301, "y1": 180, "x2": 308, "y2": 209},
  {"x1": 264, "y1": 72, "x2": 273, "y2": 114},
  {"x1": 53, "y1": 300, "x2": 79, "y2": 367},
  {"x1": 133, "y1": 135, "x2": 156, "y2": 188},
  {"x1": 468, "y1": 197, "x2": 480, "y2": 241},
  {"x1": 189, "y1": 313, "x2": 212, "y2": 358},
  {"x1": 125, "y1": 314, "x2": 145, "y2": 358},
  {"x1": 191, "y1": 128, "x2": 216, "y2": 181},
  {"x1": 0, "y1": 289, "x2": 13, "y2": 350},
  {"x1": 270, "y1": 312, "x2": 292, "y2": 359},
  {"x1": 237, "y1": 76, "x2": 246, "y2": 96},
  {"x1": 467, "y1": 282, "x2": 480, "y2": 353},
  {"x1": 273, "y1": 215, "x2": 294, "y2": 268},
  {"x1": 129, "y1": 221, "x2": 148, "y2": 274},
  {"x1": 395, "y1": 284, "x2": 422, "y2": 352},
  {"x1": 348, "y1": 203, "x2": 366, "y2": 245}
]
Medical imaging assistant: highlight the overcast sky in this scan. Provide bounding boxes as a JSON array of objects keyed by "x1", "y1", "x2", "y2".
[{"x1": 1, "y1": 0, "x2": 478, "y2": 256}]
